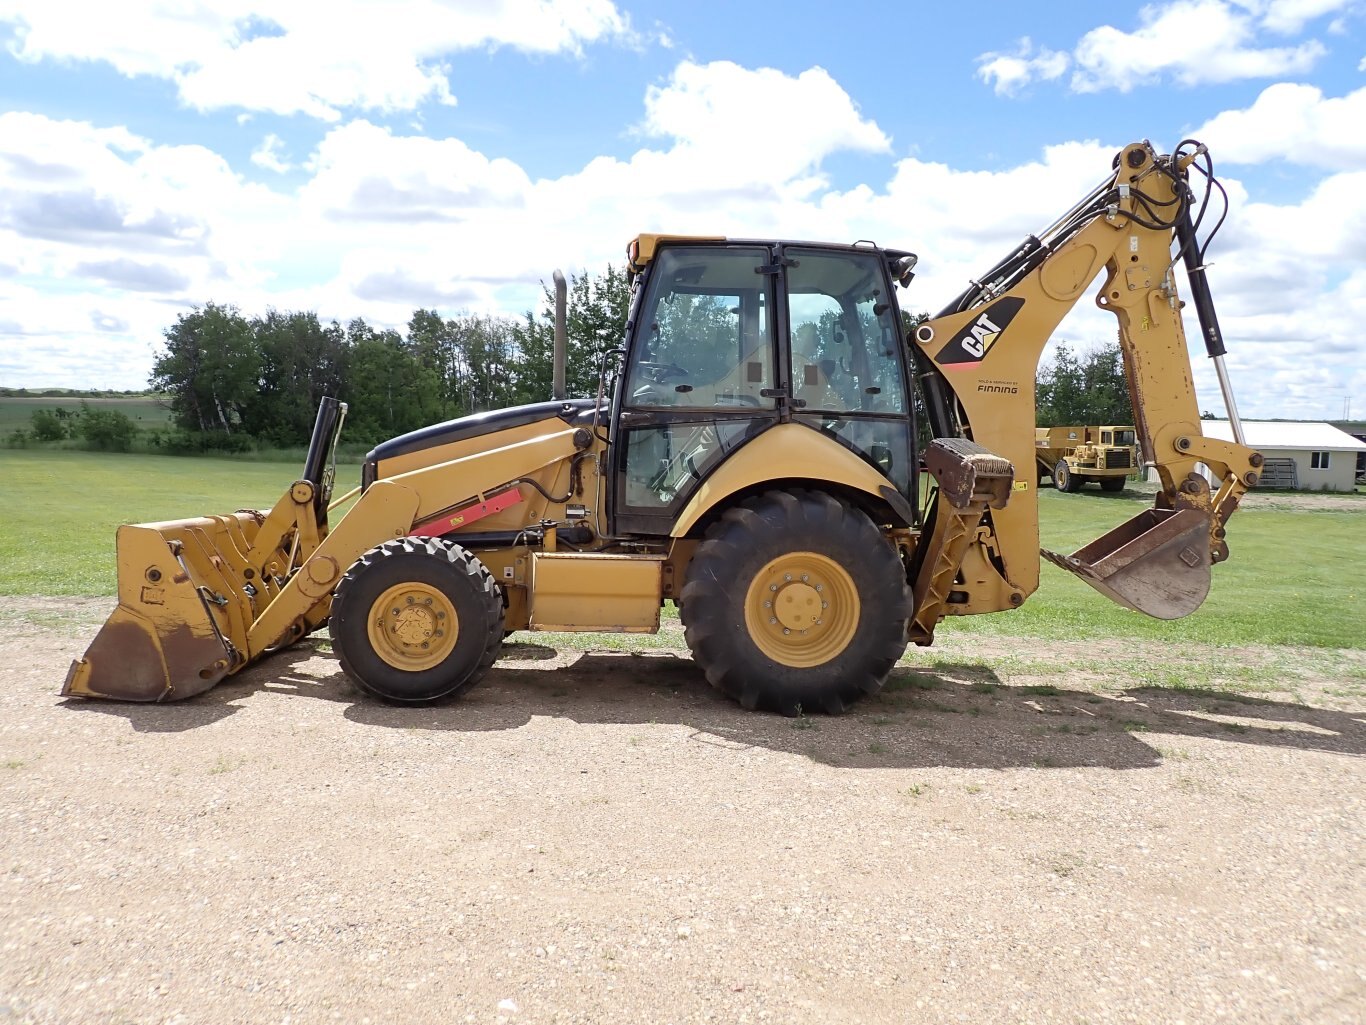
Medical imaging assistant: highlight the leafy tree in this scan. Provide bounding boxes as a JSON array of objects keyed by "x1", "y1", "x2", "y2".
[
  {"x1": 247, "y1": 310, "x2": 348, "y2": 446},
  {"x1": 1036, "y1": 342, "x2": 1133, "y2": 426},
  {"x1": 565, "y1": 264, "x2": 632, "y2": 396},
  {"x1": 29, "y1": 408, "x2": 66, "y2": 442},
  {"x1": 151, "y1": 303, "x2": 260, "y2": 434},
  {"x1": 512, "y1": 264, "x2": 633, "y2": 404},
  {"x1": 1078, "y1": 344, "x2": 1131, "y2": 424},
  {"x1": 510, "y1": 310, "x2": 555, "y2": 406},
  {"x1": 406, "y1": 310, "x2": 519, "y2": 418},
  {"x1": 77, "y1": 401, "x2": 136, "y2": 451},
  {"x1": 406, "y1": 308, "x2": 461, "y2": 418},
  {"x1": 341, "y1": 319, "x2": 445, "y2": 444}
]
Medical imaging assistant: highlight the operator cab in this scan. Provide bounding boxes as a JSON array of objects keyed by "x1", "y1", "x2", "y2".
[{"x1": 610, "y1": 236, "x2": 919, "y2": 536}]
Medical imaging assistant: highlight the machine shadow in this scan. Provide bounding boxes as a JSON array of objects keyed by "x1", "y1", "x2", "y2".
[
  {"x1": 341, "y1": 643, "x2": 1365, "y2": 771},
  {"x1": 57, "y1": 644, "x2": 345, "y2": 733},
  {"x1": 64, "y1": 641, "x2": 1365, "y2": 770}
]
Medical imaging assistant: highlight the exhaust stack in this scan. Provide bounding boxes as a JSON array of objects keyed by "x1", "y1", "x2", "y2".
[{"x1": 552, "y1": 269, "x2": 567, "y2": 400}]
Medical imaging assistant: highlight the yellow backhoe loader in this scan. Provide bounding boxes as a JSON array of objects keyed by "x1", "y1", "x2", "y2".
[{"x1": 65, "y1": 139, "x2": 1262, "y2": 716}]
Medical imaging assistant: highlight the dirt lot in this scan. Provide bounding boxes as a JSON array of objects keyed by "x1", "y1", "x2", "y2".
[{"x1": 1, "y1": 599, "x2": 1362, "y2": 1025}]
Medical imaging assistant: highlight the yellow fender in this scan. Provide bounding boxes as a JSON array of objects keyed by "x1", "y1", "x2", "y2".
[{"x1": 670, "y1": 422, "x2": 909, "y2": 537}]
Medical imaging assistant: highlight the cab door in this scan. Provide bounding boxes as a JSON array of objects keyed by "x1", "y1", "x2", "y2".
[
  {"x1": 785, "y1": 246, "x2": 915, "y2": 502},
  {"x1": 611, "y1": 244, "x2": 780, "y2": 536}
]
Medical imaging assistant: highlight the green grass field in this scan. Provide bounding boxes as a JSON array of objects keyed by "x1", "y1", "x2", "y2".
[
  {"x1": 0, "y1": 449, "x2": 1359, "y2": 649},
  {"x1": 0, "y1": 394, "x2": 174, "y2": 438},
  {"x1": 0, "y1": 450, "x2": 360, "y2": 595},
  {"x1": 940, "y1": 487, "x2": 1363, "y2": 649}
]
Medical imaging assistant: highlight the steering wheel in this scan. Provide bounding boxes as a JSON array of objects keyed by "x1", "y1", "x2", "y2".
[{"x1": 637, "y1": 361, "x2": 690, "y2": 383}]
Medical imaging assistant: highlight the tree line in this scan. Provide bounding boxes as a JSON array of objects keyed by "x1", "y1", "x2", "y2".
[
  {"x1": 8, "y1": 264, "x2": 1134, "y2": 455},
  {"x1": 149, "y1": 265, "x2": 631, "y2": 450}
]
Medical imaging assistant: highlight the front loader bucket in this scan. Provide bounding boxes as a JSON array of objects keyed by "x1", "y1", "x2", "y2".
[
  {"x1": 64, "y1": 513, "x2": 273, "y2": 702},
  {"x1": 1042, "y1": 506, "x2": 1213, "y2": 620}
]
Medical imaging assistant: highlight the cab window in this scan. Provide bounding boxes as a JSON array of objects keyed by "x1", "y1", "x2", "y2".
[
  {"x1": 786, "y1": 249, "x2": 907, "y2": 414},
  {"x1": 625, "y1": 247, "x2": 774, "y2": 410}
]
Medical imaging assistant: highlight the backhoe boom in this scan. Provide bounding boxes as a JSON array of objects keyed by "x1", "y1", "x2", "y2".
[{"x1": 909, "y1": 140, "x2": 1260, "y2": 626}]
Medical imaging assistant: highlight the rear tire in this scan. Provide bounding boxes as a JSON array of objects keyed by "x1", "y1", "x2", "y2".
[
  {"x1": 1054, "y1": 460, "x2": 1081, "y2": 493},
  {"x1": 330, "y1": 537, "x2": 503, "y2": 704},
  {"x1": 1100, "y1": 476, "x2": 1126, "y2": 493},
  {"x1": 679, "y1": 490, "x2": 909, "y2": 716}
]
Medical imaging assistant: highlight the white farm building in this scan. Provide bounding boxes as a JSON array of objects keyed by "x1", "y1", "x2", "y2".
[{"x1": 1193, "y1": 421, "x2": 1366, "y2": 493}]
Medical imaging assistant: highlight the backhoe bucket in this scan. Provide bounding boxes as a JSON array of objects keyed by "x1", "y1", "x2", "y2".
[
  {"x1": 1042, "y1": 506, "x2": 1213, "y2": 620},
  {"x1": 63, "y1": 512, "x2": 276, "y2": 702}
]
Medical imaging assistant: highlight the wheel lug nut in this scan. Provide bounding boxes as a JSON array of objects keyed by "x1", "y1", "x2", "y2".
[
  {"x1": 782, "y1": 628, "x2": 790, "y2": 635},
  {"x1": 821, "y1": 601, "x2": 828, "y2": 609},
  {"x1": 769, "y1": 617, "x2": 777, "y2": 625},
  {"x1": 801, "y1": 574, "x2": 809, "y2": 582},
  {"x1": 763, "y1": 601, "x2": 771, "y2": 609},
  {"x1": 815, "y1": 584, "x2": 823, "y2": 592}
]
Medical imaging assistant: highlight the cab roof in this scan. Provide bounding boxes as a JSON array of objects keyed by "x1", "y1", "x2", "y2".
[{"x1": 626, "y1": 233, "x2": 914, "y2": 274}]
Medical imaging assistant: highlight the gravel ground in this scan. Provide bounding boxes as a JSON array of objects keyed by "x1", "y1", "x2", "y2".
[{"x1": 1, "y1": 598, "x2": 1362, "y2": 1025}]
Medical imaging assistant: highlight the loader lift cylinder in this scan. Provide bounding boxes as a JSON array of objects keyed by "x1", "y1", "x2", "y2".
[{"x1": 301, "y1": 396, "x2": 345, "y2": 516}]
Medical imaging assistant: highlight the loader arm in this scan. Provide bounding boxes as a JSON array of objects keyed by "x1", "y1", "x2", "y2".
[
  {"x1": 908, "y1": 140, "x2": 1260, "y2": 630},
  {"x1": 64, "y1": 397, "x2": 581, "y2": 702}
]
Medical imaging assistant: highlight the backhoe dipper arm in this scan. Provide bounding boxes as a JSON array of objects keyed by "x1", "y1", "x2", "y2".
[{"x1": 910, "y1": 140, "x2": 1261, "y2": 622}]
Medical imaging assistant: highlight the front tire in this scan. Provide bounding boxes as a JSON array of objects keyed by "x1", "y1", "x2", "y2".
[
  {"x1": 330, "y1": 537, "x2": 504, "y2": 704},
  {"x1": 1054, "y1": 460, "x2": 1081, "y2": 493},
  {"x1": 679, "y1": 490, "x2": 909, "y2": 716}
]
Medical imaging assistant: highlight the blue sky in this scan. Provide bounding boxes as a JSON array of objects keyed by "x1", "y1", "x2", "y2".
[{"x1": 1, "y1": 0, "x2": 1363, "y2": 419}]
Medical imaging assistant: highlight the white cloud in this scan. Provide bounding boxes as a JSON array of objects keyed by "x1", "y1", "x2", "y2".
[
  {"x1": 0, "y1": 111, "x2": 295, "y2": 388},
  {"x1": 977, "y1": 1, "x2": 1333, "y2": 95},
  {"x1": 976, "y1": 38, "x2": 1070, "y2": 96},
  {"x1": 302, "y1": 121, "x2": 532, "y2": 222},
  {"x1": 1258, "y1": 0, "x2": 1356, "y2": 34},
  {"x1": 638, "y1": 61, "x2": 890, "y2": 182},
  {"x1": 1071, "y1": 1, "x2": 1325, "y2": 92},
  {"x1": 1197, "y1": 82, "x2": 1366, "y2": 170},
  {"x1": 0, "y1": 61, "x2": 1362, "y2": 419},
  {"x1": 250, "y1": 133, "x2": 292, "y2": 174},
  {"x1": 0, "y1": 0, "x2": 633, "y2": 119}
]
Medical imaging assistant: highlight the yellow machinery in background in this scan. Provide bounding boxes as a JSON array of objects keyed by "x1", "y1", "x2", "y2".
[
  {"x1": 66, "y1": 139, "x2": 1261, "y2": 716},
  {"x1": 1035, "y1": 425, "x2": 1140, "y2": 492}
]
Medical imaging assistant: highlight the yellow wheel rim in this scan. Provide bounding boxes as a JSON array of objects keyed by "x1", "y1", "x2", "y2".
[
  {"x1": 366, "y1": 582, "x2": 459, "y2": 672},
  {"x1": 743, "y1": 552, "x2": 859, "y2": 668}
]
